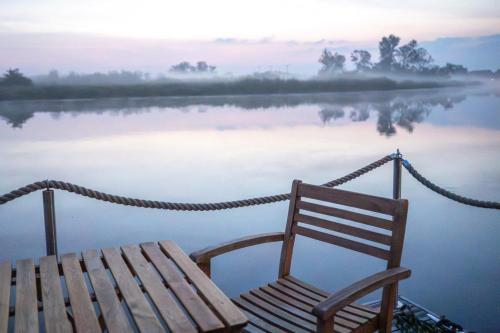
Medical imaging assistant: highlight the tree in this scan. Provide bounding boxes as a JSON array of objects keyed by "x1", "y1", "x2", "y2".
[
  {"x1": 396, "y1": 40, "x2": 432, "y2": 72},
  {"x1": 170, "y1": 61, "x2": 195, "y2": 73},
  {"x1": 351, "y1": 50, "x2": 372, "y2": 72},
  {"x1": 377, "y1": 34, "x2": 400, "y2": 71},
  {"x1": 1, "y1": 68, "x2": 33, "y2": 86},
  {"x1": 170, "y1": 61, "x2": 216, "y2": 74},
  {"x1": 196, "y1": 61, "x2": 216, "y2": 73},
  {"x1": 319, "y1": 49, "x2": 346, "y2": 74},
  {"x1": 439, "y1": 63, "x2": 468, "y2": 76}
]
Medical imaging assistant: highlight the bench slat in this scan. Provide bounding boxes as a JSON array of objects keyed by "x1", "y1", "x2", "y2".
[
  {"x1": 15, "y1": 259, "x2": 39, "y2": 333},
  {"x1": 159, "y1": 240, "x2": 248, "y2": 328},
  {"x1": 82, "y1": 249, "x2": 134, "y2": 333},
  {"x1": 141, "y1": 242, "x2": 224, "y2": 332},
  {"x1": 0, "y1": 261, "x2": 11, "y2": 333},
  {"x1": 61, "y1": 253, "x2": 100, "y2": 333},
  {"x1": 101, "y1": 247, "x2": 164, "y2": 333},
  {"x1": 121, "y1": 245, "x2": 197, "y2": 333},
  {"x1": 39, "y1": 256, "x2": 72, "y2": 333}
]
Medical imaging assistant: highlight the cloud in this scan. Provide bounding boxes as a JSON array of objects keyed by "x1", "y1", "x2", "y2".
[{"x1": 214, "y1": 38, "x2": 245, "y2": 44}]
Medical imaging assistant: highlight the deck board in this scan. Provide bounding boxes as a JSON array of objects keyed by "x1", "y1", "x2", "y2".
[
  {"x1": 6, "y1": 241, "x2": 246, "y2": 332},
  {"x1": 82, "y1": 249, "x2": 134, "y2": 333},
  {"x1": 0, "y1": 261, "x2": 11, "y2": 333},
  {"x1": 39, "y1": 255, "x2": 72, "y2": 333},
  {"x1": 61, "y1": 253, "x2": 101, "y2": 333},
  {"x1": 14, "y1": 259, "x2": 39, "y2": 333},
  {"x1": 141, "y1": 242, "x2": 225, "y2": 332},
  {"x1": 159, "y1": 240, "x2": 248, "y2": 329},
  {"x1": 102, "y1": 247, "x2": 164, "y2": 333},
  {"x1": 121, "y1": 244, "x2": 197, "y2": 333}
]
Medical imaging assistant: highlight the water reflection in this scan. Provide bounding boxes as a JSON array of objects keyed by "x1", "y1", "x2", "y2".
[
  {"x1": 0, "y1": 87, "x2": 499, "y2": 331},
  {"x1": 319, "y1": 93, "x2": 466, "y2": 135},
  {"x1": 0, "y1": 88, "x2": 476, "y2": 135}
]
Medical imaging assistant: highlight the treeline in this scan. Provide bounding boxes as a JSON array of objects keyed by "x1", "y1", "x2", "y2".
[
  {"x1": 318, "y1": 34, "x2": 468, "y2": 77},
  {"x1": 0, "y1": 77, "x2": 471, "y2": 101}
]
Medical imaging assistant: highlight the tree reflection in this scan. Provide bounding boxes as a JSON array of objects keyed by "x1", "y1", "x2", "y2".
[
  {"x1": 0, "y1": 89, "x2": 475, "y2": 135},
  {"x1": 319, "y1": 93, "x2": 467, "y2": 136}
]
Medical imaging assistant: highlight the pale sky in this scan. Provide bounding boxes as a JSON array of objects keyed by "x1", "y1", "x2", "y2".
[
  {"x1": 2, "y1": 0, "x2": 499, "y2": 41},
  {"x1": 0, "y1": 0, "x2": 499, "y2": 75}
]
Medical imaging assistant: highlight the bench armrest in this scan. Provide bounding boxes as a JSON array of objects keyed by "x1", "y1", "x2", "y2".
[
  {"x1": 190, "y1": 232, "x2": 285, "y2": 263},
  {"x1": 313, "y1": 267, "x2": 411, "y2": 320}
]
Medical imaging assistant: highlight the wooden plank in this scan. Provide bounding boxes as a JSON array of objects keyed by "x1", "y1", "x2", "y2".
[
  {"x1": 101, "y1": 247, "x2": 164, "y2": 333},
  {"x1": 82, "y1": 249, "x2": 133, "y2": 333},
  {"x1": 284, "y1": 276, "x2": 330, "y2": 298},
  {"x1": 159, "y1": 240, "x2": 248, "y2": 328},
  {"x1": 268, "y1": 282, "x2": 318, "y2": 307},
  {"x1": 260, "y1": 285, "x2": 368, "y2": 327},
  {"x1": 239, "y1": 309, "x2": 287, "y2": 333},
  {"x1": 344, "y1": 303, "x2": 378, "y2": 317},
  {"x1": 277, "y1": 279, "x2": 324, "y2": 302},
  {"x1": 233, "y1": 297, "x2": 310, "y2": 333},
  {"x1": 250, "y1": 288, "x2": 360, "y2": 330},
  {"x1": 0, "y1": 261, "x2": 11, "y2": 333},
  {"x1": 121, "y1": 245, "x2": 197, "y2": 333},
  {"x1": 296, "y1": 201, "x2": 393, "y2": 230},
  {"x1": 141, "y1": 242, "x2": 224, "y2": 332},
  {"x1": 342, "y1": 306, "x2": 377, "y2": 323},
  {"x1": 294, "y1": 213, "x2": 392, "y2": 245},
  {"x1": 240, "y1": 293, "x2": 316, "y2": 331},
  {"x1": 294, "y1": 226, "x2": 390, "y2": 260},
  {"x1": 275, "y1": 280, "x2": 374, "y2": 327},
  {"x1": 278, "y1": 179, "x2": 301, "y2": 277},
  {"x1": 39, "y1": 256, "x2": 72, "y2": 333},
  {"x1": 14, "y1": 259, "x2": 39, "y2": 333},
  {"x1": 250, "y1": 288, "x2": 317, "y2": 323},
  {"x1": 60, "y1": 253, "x2": 100, "y2": 333},
  {"x1": 260, "y1": 285, "x2": 313, "y2": 312},
  {"x1": 298, "y1": 183, "x2": 397, "y2": 216},
  {"x1": 243, "y1": 323, "x2": 268, "y2": 333}
]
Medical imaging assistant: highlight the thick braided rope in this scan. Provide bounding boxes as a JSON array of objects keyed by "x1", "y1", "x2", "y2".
[
  {"x1": 403, "y1": 160, "x2": 500, "y2": 210},
  {"x1": 0, "y1": 155, "x2": 394, "y2": 210}
]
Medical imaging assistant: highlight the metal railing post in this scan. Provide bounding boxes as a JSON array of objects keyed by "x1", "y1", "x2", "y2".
[
  {"x1": 392, "y1": 149, "x2": 402, "y2": 309},
  {"x1": 43, "y1": 189, "x2": 58, "y2": 256},
  {"x1": 393, "y1": 149, "x2": 402, "y2": 200}
]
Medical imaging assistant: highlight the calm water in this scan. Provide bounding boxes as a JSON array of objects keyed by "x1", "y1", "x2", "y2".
[{"x1": 1, "y1": 87, "x2": 499, "y2": 331}]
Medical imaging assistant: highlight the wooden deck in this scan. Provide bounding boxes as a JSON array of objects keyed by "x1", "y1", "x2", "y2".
[{"x1": 0, "y1": 240, "x2": 247, "y2": 332}]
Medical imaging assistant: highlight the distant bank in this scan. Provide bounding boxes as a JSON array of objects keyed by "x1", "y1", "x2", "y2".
[{"x1": 0, "y1": 77, "x2": 476, "y2": 101}]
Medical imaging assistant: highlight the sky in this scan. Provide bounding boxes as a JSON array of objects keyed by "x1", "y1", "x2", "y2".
[{"x1": 1, "y1": 0, "x2": 499, "y2": 75}]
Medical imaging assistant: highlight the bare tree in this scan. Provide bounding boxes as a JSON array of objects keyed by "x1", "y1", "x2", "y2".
[
  {"x1": 351, "y1": 50, "x2": 372, "y2": 72},
  {"x1": 377, "y1": 35, "x2": 400, "y2": 71},
  {"x1": 319, "y1": 49, "x2": 346, "y2": 74}
]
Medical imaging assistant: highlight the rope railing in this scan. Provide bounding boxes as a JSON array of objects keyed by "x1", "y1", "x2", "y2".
[
  {"x1": 0, "y1": 153, "x2": 498, "y2": 210},
  {"x1": 402, "y1": 159, "x2": 500, "y2": 210},
  {"x1": 0, "y1": 155, "x2": 395, "y2": 210}
]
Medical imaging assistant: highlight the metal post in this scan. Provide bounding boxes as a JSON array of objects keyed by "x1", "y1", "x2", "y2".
[
  {"x1": 393, "y1": 149, "x2": 402, "y2": 200},
  {"x1": 392, "y1": 149, "x2": 402, "y2": 309},
  {"x1": 43, "y1": 189, "x2": 58, "y2": 256}
]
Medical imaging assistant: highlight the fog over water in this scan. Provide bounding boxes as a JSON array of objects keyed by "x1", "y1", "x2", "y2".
[{"x1": 0, "y1": 87, "x2": 499, "y2": 331}]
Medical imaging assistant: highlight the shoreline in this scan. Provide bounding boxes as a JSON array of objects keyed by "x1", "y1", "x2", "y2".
[{"x1": 0, "y1": 77, "x2": 477, "y2": 101}]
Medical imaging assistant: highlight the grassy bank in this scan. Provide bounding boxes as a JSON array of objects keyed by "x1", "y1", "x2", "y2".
[{"x1": 0, "y1": 77, "x2": 473, "y2": 101}]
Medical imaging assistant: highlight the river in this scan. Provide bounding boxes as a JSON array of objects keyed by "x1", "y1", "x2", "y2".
[{"x1": 1, "y1": 86, "x2": 499, "y2": 331}]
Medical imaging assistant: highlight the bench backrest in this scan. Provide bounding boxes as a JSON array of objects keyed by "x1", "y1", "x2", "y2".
[{"x1": 278, "y1": 180, "x2": 409, "y2": 277}]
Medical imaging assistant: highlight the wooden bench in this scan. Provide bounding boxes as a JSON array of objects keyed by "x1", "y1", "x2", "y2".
[
  {"x1": 0, "y1": 240, "x2": 247, "y2": 332},
  {"x1": 191, "y1": 180, "x2": 411, "y2": 333}
]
